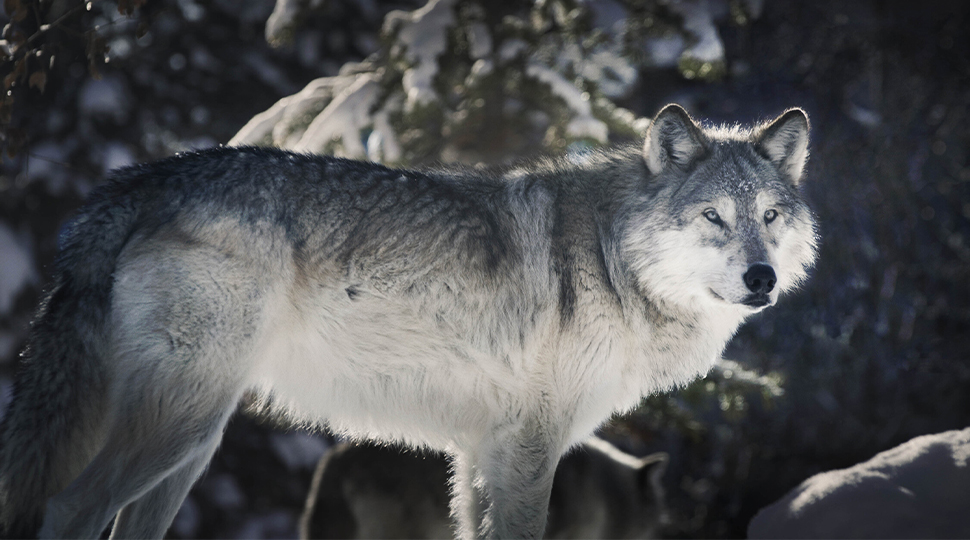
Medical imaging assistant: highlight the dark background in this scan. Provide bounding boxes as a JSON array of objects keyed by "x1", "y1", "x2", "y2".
[{"x1": 1, "y1": 1, "x2": 968, "y2": 537}]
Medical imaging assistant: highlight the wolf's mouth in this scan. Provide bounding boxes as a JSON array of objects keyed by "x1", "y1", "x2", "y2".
[{"x1": 741, "y1": 294, "x2": 772, "y2": 308}]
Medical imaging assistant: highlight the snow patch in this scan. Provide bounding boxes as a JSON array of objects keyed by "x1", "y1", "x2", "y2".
[
  {"x1": 229, "y1": 96, "x2": 289, "y2": 146},
  {"x1": 391, "y1": 0, "x2": 456, "y2": 109},
  {"x1": 669, "y1": 0, "x2": 726, "y2": 63},
  {"x1": 368, "y1": 106, "x2": 403, "y2": 163},
  {"x1": 293, "y1": 73, "x2": 382, "y2": 159}
]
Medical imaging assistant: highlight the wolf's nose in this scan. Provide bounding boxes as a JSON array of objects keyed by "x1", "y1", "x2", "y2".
[{"x1": 744, "y1": 263, "x2": 776, "y2": 294}]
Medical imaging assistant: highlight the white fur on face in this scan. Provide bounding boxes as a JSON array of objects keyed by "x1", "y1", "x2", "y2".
[{"x1": 623, "y1": 191, "x2": 814, "y2": 313}]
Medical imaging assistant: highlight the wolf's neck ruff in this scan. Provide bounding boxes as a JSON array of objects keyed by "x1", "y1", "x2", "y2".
[{"x1": 0, "y1": 104, "x2": 816, "y2": 540}]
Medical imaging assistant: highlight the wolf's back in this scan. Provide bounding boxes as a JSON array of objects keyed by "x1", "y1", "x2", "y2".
[{"x1": 0, "y1": 169, "x2": 144, "y2": 537}]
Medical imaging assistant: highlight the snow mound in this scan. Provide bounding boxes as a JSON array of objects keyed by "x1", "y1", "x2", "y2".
[{"x1": 749, "y1": 427, "x2": 970, "y2": 538}]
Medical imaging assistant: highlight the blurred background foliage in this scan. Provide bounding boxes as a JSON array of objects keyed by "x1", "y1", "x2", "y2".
[{"x1": 0, "y1": 0, "x2": 968, "y2": 537}]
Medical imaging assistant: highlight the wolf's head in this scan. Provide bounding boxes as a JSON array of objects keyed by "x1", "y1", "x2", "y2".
[{"x1": 621, "y1": 104, "x2": 818, "y2": 315}]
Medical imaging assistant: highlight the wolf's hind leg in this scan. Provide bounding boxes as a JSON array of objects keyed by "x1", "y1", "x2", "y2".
[
  {"x1": 37, "y1": 375, "x2": 242, "y2": 540},
  {"x1": 108, "y1": 438, "x2": 220, "y2": 539}
]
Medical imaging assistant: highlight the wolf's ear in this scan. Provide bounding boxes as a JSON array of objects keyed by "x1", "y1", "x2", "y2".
[
  {"x1": 755, "y1": 108, "x2": 810, "y2": 185},
  {"x1": 643, "y1": 104, "x2": 709, "y2": 176}
]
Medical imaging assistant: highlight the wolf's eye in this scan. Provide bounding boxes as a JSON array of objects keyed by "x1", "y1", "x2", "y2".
[
  {"x1": 764, "y1": 209, "x2": 778, "y2": 224},
  {"x1": 703, "y1": 208, "x2": 722, "y2": 225}
]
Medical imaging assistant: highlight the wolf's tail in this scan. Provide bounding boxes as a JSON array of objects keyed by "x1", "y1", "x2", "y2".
[{"x1": 0, "y1": 177, "x2": 142, "y2": 537}]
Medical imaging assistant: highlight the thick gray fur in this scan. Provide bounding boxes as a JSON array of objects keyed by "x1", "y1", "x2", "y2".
[{"x1": 0, "y1": 104, "x2": 817, "y2": 539}]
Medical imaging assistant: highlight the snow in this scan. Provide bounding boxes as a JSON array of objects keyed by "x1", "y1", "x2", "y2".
[
  {"x1": 293, "y1": 73, "x2": 381, "y2": 158},
  {"x1": 264, "y1": 0, "x2": 302, "y2": 45},
  {"x1": 749, "y1": 427, "x2": 970, "y2": 538},
  {"x1": 368, "y1": 106, "x2": 403, "y2": 163},
  {"x1": 669, "y1": 0, "x2": 727, "y2": 63},
  {"x1": 526, "y1": 63, "x2": 608, "y2": 143},
  {"x1": 0, "y1": 224, "x2": 37, "y2": 316},
  {"x1": 580, "y1": 48, "x2": 638, "y2": 99},
  {"x1": 229, "y1": 96, "x2": 289, "y2": 146},
  {"x1": 390, "y1": 0, "x2": 456, "y2": 109},
  {"x1": 229, "y1": 73, "x2": 398, "y2": 162}
]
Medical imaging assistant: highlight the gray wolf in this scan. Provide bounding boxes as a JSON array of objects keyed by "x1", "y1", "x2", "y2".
[
  {"x1": 748, "y1": 427, "x2": 970, "y2": 539},
  {"x1": 300, "y1": 437, "x2": 668, "y2": 539},
  {"x1": 0, "y1": 104, "x2": 816, "y2": 539}
]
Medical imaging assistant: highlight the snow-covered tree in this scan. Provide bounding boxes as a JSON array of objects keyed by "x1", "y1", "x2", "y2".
[{"x1": 231, "y1": 0, "x2": 762, "y2": 165}]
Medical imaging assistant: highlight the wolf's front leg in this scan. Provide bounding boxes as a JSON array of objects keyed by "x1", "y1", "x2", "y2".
[
  {"x1": 449, "y1": 451, "x2": 489, "y2": 539},
  {"x1": 477, "y1": 425, "x2": 562, "y2": 539}
]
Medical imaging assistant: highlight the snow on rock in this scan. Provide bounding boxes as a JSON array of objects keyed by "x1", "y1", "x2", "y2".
[
  {"x1": 526, "y1": 63, "x2": 608, "y2": 144},
  {"x1": 0, "y1": 224, "x2": 36, "y2": 316},
  {"x1": 386, "y1": 0, "x2": 456, "y2": 109},
  {"x1": 748, "y1": 427, "x2": 970, "y2": 538}
]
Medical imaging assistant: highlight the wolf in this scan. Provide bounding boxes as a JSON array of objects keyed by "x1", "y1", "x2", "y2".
[
  {"x1": 300, "y1": 437, "x2": 668, "y2": 539},
  {"x1": 0, "y1": 104, "x2": 816, "y2": 539}
]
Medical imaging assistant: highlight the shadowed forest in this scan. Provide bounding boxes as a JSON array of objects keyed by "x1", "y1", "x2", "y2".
[{"x1": 1, "y1": 0, "x2": 968, "y2": 537}]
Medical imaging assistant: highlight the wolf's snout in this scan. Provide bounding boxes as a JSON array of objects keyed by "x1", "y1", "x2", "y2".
[{"x1": 743, "y1": 264, "x2": 776, "y2": 294}]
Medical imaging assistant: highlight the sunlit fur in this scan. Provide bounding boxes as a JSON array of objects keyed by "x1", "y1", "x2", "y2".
[{"x1": 0, "y1": 105, "x2": 816, "y2": 540}]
